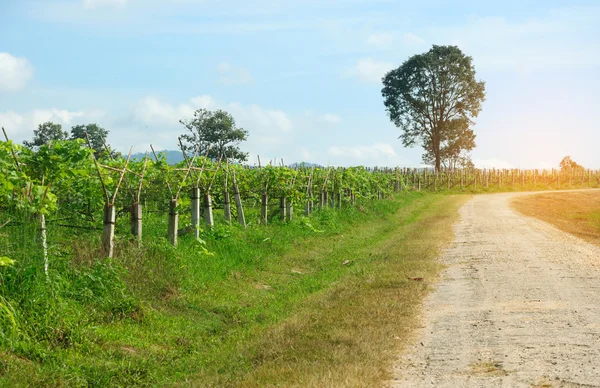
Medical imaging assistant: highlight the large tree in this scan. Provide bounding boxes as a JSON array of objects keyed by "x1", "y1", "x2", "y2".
[
  {"x1": 179, "y1": 109, "x2": 249, "y2": 161},
  {"x1": 70, "y1": 123, "x2": 110, "y2": 157},
  {"x1": 559, "y1": 156, "x2": 584, "y2": 173},
  {"x1": 382, "y1": 45, "x2": 485, "y2": 171},
  {"x1": 23, "y1": 121, "x2": 68, "y2": 149}
]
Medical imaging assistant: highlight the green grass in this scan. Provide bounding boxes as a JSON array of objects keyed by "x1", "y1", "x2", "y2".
[{"x1": 0, "y1": 192, "x2": 467, "y2": 386}]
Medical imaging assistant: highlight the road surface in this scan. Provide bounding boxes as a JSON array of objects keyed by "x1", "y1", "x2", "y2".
[{"x1": 392, "y1": 191, "x2": 600, "y2": 387}]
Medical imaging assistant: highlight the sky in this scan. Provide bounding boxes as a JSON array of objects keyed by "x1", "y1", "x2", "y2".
[{"x1": 1, "y1": 0, "x2": 599, "y2": 168}]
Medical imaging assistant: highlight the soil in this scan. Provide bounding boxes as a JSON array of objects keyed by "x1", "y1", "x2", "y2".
[{"x1": 391, "y1": 191, "x2": 600, "y2": 387}]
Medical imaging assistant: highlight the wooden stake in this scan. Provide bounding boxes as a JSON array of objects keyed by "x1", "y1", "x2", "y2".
[
  {"x1": 103, "y1": 203, "x2": 116, "y2": 257},
  {"x1": 261, "y1": 193, "x2": 268, "y2": 224},
  {"x1": 204, "y1": 193, "x2": 214, "y2": 228},
  {"x1": 131, "y1": 202, "x2": 142, "y2": 245},
  {"x1": 191, "y1": 187, "x2": 201, "y2": 239},
  {"x1": 168, "y1": 199, "x2": 178, "y2": 247},
  {"x1": 232, "y1": 170, "x2": 246, "y2": 228}
]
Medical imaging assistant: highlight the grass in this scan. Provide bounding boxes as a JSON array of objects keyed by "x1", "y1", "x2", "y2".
[
  {"x1": 511, "y1": 190, "x2": 600, "y2": 247},
  {"x1": 0, "y1": 192, "x2": 468, "y2": 386}
]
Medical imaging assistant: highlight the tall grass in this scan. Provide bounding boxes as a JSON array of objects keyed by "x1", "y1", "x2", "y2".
[{"x1": 1, "y1": 194, "x2": 424, "y2": 386}]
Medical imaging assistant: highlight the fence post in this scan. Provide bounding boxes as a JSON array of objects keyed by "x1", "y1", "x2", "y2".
[
  {"x1": 103, "y1": 203, "x2": 116, "y2": 257},
  {"x1": 38, "y1": 213, "x2": 49, "y2": 279},
  {"x1": 191, "y1": 187, "x2": 201, "y2": 240},
  {"x1": 131, "y1": 202, "x2": 142, "y2": 245},
  {"x1": 204, "y1": 193, "x2": 214, "y2": 228},
  {"x1": 286, "y1": 199, "x2": 293, "y2": 221},
  {"x1": 279, "y1": 197, "x2": 287, "y2": 221},
  {"x1": 168, "y1": 199, "x2": 178, "y2": 247},
  {"x1": 261, "y1": 193, "x2": 268, "y2": 224},
  {"x1": 232, "y1": 176, "x2": 246, "y2": 228},
  {"x1": 223, "y1": 190, "x2": 232, "y2": 225}
]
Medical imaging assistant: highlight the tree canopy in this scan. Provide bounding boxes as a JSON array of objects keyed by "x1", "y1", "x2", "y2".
[
  {"x1": 179, "y1": 109, "x2": 249, "y2": 161},
  {"x1": 70, "y1": 123, "x2": 110, "y2": 157},
  {"x1": 23, "y1": 121, "x2": 68, "y2": 149},
  {"x1": 382, "y1": 45, "x2": 485, "y2": 171},
  {"x1": 559, "y1": 156, "x2": 584, "y2": 173}
]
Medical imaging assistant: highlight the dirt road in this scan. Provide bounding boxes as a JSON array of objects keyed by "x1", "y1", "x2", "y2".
[{"x1": 391, "y1": 192, "x2": 600, "y2": 387}]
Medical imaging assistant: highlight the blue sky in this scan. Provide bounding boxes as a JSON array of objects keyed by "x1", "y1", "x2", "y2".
[{"x1": 1, "y1": 0, "x2": 599, "y2": 168}]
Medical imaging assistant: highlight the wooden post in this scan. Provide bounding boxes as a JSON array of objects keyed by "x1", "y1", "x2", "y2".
[
  {"x1": 305, "y1": 199, "x2": 311, "y2": 216},
  {"x1": 168, "y1": 199, "x2": 178, "y2": 247},
  {"x1": 223, "y1": 190, "x2": 232, "y2": 225},
  {"x1": 485, "y1": 170, "x2": 489, "y2": 188},
  {"x1": 204, "y1": 193, "x2": 214, "y2": 228},
  {"x1": 232, "y1": 175, "x2": 246, "y2": 228},
  {"x1": 38, "y1": 213, "x2": 49, "y2": 279},
  {"x1": 261, "y1": 193, "x2": 268, "y2": 224},
  {"x1": 280, "y1": 197, "x2": 287, "y2": 220},
  {"x1": 286, "y1": 199, "x2": 293, "y2": 221},
  {"x1": 336, "y1": 192, "x2": 342, "y2": 209},
  {"x1": 131, "y1": 202, "x2": 142, "y2": 245},
  {"x1": 103, "y1": 203, "x2": 116, "y2": 257},
  {"x1": 191, "y1": 187, "x2": 201, "y2": 239}
]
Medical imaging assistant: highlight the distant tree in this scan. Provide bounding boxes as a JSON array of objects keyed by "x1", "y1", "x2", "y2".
[
  {"x1": 23, "y1": 121, "x2": 68, "y2": 149},
  {"x1": 179, "y1": 109, "x2": 249, "y2": 161},
  {"x1": 382, "y1": 45, "x2": 486, "y2": 172},
  {"x1": 70, "y1": 123, "x2": 110, "y2": 157},
  {"x1": 559, "y1": 156, "x2": 584, "y2": 173}
]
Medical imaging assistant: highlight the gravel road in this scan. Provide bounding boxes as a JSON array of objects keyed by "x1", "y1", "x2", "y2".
[{"x1": 391, "y1": 191, "x2": 600, "y2": 388}]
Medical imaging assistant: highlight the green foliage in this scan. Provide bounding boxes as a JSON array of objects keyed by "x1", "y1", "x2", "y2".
[
  {"x1": 180, "y1": 109, "x2": 249, "y2": 162},
  {"x1": 23, "y1": 121, "x2": 68, "y2": 149},
  {"x1": 382, "y1": 45, "x2": 486, "y2": 171},
  {"x1": 70, "y1": 123, "x2": 110, "y2": 158}
]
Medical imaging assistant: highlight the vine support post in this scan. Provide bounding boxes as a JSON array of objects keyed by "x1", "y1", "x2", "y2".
[
  {"x1": 305, "y1": 197, "x2": 311, "y2": 216},
  {"x1": 223, "y1": 190, "x2": 232, "y2": 225},
  {"x1": 204, "y1": 193, "x2": 214, "y2": 228},
  {"x1": 336, "y1": 193, "x2": 342, "y2": 209},
  {"x1": 168, "y1": 199, "x2": 178, "y2": 247},
  {"x1": 261, "y1": 193, "x2": 268, "y2": 225},
  {"x1": 131, "y1": 202, "x2": 143, "y2": 246},
  {"x1": 232, "y1": 174, "x2": 246, "y2": 228},
  {"x1": 103, "y1": 203, "x2": 116, "y2": 257},
  {"x1": 38, "y1": 213, "x2": 49, "y2": 280},
  {"x1": 285, "y1": 199, "x2": 293, "y2": 222},
  {"x1": 279, "y1": 197, "x2": 287, "y2": 221},
  {"x1": 191, "y1": 187, "x2": 201, "y2": 240}
]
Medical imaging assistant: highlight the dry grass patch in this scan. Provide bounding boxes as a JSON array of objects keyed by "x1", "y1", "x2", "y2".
[
  {"x1": 225, "y1": 195, "x2": 470, "y2": 387},
  {"x1": 512, "y1": 190, "x2": 600, "y2": 246}
]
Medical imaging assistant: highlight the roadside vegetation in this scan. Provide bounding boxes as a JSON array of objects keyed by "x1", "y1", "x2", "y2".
[{"x1": 0, "y1": 192, "x2": 467, "y2": 386}]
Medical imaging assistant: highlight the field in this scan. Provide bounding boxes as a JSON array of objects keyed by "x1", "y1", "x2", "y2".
[
  {"x1": 3, "y1": 138, "x2": 600, "y2": 386},
  {"x1": 0, "y1": 192, "x2": 467, "y2": 386},
  {"x1": 511, "y1": 190, "x2": 600, "y2": 246}
]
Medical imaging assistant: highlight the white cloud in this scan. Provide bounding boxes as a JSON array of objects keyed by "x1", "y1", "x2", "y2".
[
  {"x1": 367, "y1": 32, "x2": 394, "y2": 48},
  {"x1": 0, "y1": 108, "x2": 94, "y2": 143},
  {"x1": 323, "y1": 113, "x2": 341, "y2": 124},
  {"x1": 217, "y1": 62, "x2": 254, "y2": 85},
  {"x1": 351, "y1": 57, "x2": 394, "y2": 83},
  {"x1": 402, "y1": 32, "x2": 425, "y2": 45},
  {"x1": 473, "y1": 158, "x2": 514, "y2": 169},
  {"x1": 428, "y1": 7, "x2": 600, "y2": 73},
  {"x1": 327, "y1": 143, "x2": 403, "y2": 166},
  {"x1": 0, "y1": 111, "x2": 25, "y2": 134},
  {"x1": 83, "y1": 0, "x2": 127, "y2": 9},
  {"x1": 0, "y1": 53, "x2": 34, "y2": 92},
  {"x1": 132, "y1": 96, "x2": 196, "y2": 126}
]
